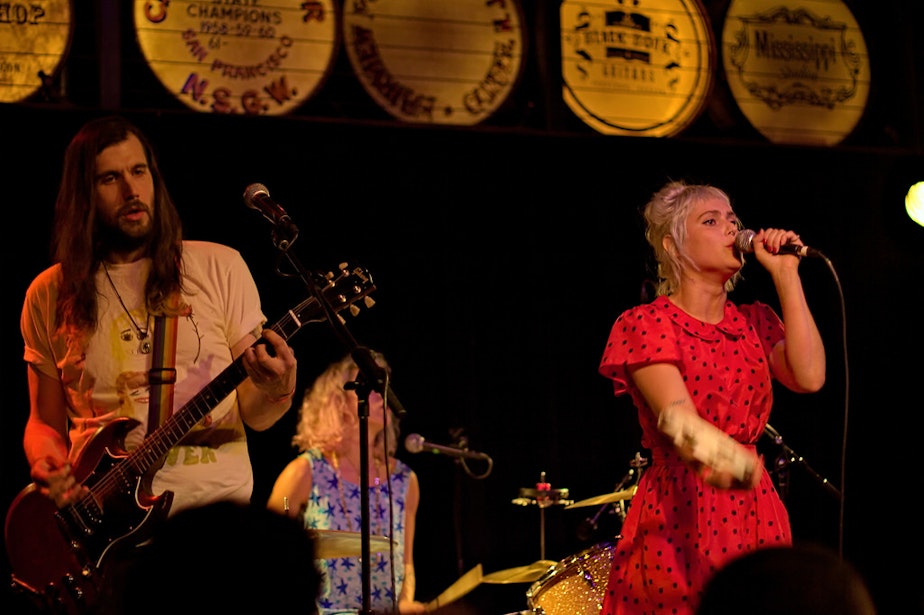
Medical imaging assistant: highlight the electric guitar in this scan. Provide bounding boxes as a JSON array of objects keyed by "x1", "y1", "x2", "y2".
[{"x1": 4, "y1": 263, "x2": 375, "y2": 615}]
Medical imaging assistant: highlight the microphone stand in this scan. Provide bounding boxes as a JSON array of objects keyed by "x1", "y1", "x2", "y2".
[
  {"x1": 764, "y1": 424, "x2": 841, "y2": 500},
  {"x1": 450, "y1": 429, "x2": 468, "y2": 577},
  {"x1": 258, "y1": 209, "x2": 408, "y2": 615},
  {"x1": 344, "y1": 376, "x2": 375, "y2": 614}
]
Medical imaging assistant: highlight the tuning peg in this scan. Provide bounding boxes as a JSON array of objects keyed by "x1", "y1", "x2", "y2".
[
  {"x1": 349, "y1": 305, "x2": 361, "y2": 317},
  {"x1": 364, "y1": 297, "x2": 375, "y2": 308}
]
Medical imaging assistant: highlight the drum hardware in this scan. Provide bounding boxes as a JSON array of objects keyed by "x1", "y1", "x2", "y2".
[
  {"x1": 568, "y1": 452, "x2": 647, "y2": 542},
  {"x1": 511, "y1": 472, "x2": 573, "y2": 561}
]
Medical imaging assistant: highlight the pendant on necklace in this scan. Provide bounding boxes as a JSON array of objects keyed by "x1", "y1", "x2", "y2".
[
  {"x1": 103, "y1": 263, "x2": 153, "y2": 355},
  {"x1": 135, "y1": 325, "x2": 152, "y2": 354},
  {"x1": 138, "y1": 315, "x2": 152, "y2": 354}
]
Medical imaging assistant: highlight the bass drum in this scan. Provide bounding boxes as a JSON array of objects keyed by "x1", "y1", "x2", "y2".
[{"x1": 525, "y1": 538, "x2": 617, "y2": 615}]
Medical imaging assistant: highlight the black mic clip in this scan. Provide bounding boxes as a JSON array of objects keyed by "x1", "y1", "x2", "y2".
[{"x1": 270, "y1": 220, "x2": 299, "y2": 252}]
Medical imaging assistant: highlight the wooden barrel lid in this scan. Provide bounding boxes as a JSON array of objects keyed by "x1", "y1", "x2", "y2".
[
  {"x1": 133, "y1": 0, "x2": 338, "y2": 115},
  {"x1": 560, "y1": 0, "x2": 715, "y2": 137},
  {"x1": 0, "y1": 0, "x2": 73, "y2": 103},
  {"x1": 720, "y1": 0, "x2": 871, "y2": 145},
  {"x1": 342, "y1": 0, "x2": 526, "y2": 125}
]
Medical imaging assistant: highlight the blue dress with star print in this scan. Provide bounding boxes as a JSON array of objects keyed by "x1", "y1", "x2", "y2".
[{"x1": 300, "y1": 448, "x2": 411, "y2": 615}]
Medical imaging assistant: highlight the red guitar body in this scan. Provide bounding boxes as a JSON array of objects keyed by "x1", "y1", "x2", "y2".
[{"x1": 5, "y1": 418, "x2": 171, "y2": 615}]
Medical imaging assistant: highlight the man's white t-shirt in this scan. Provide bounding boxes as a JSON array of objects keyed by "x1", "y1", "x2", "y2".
[{"x1": 22, "y1": 240, "x2": 267, "y2": 514}]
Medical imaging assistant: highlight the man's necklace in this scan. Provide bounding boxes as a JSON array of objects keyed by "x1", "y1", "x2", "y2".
[{"x1": 102, "y1": 262, "x2": 152, "y2": 354}]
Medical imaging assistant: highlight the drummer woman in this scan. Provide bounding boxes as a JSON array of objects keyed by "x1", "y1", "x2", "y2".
[{"x1": 267, "y1": 351, "x2": 428, "y2": 615}]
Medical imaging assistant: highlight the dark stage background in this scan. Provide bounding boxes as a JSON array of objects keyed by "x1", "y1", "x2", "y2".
[{"x1": 2, "y1": 2, "x2": 924, "y2": 614}]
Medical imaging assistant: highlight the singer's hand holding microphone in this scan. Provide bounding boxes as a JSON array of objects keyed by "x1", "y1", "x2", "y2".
[{"x1": 735, "y1": 228, "x2": 823, "y2": 258}]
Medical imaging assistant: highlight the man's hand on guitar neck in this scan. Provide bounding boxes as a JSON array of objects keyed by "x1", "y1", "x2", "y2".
[{"x1": 32, "y1": 455, "x2": 88, "y2": 507}]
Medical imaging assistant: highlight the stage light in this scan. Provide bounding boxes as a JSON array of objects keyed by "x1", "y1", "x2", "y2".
[{"x1": 906, "y1": 181, "x2": 924, "y2": 227}]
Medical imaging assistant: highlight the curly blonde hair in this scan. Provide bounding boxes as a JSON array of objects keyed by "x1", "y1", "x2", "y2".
[
  {"x1": 291, "y1": 351, "x2": 399, "y2": 459},
  {"x1": 644, "y1": 180, "x2": 745, "y2": 297}
]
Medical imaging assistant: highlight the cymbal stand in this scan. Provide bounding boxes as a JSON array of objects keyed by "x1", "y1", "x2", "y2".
[
  {"x1": 537, "y1": 473, "x2": 552, "y2": 561},
  {"x1": 512, "y1": 472, "x2": 572, "y2": 561},
  {"x1": 577, "y1": 452, "x2": 647, "y2": 541},
  {"x1": 764, "y1": 424, "x2": 841, "y2": 500}
]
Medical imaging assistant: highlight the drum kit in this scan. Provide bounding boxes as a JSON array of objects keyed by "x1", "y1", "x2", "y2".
[
  {"x1": 306, "y1": 472, "x2": 638, "y2": 615},
  {"x1": 315, "y1": 458, "x2": 648, "y2": 614},
  {"x1": 484, "y1": 487, "x2": 632, "y2": 615},
  {"x1": 480, "y1": 458, "x2": 647, "y2": 615},
  {"x1": 319, "y1": 430, "x2": 836, "y2": 613}
]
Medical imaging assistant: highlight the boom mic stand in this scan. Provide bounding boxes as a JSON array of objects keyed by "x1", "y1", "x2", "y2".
[
  {"x1": 764, "y1": 423, "x2": 841, "y2": 500},
  {"x1": 247, "y1": 187, "x2": 407, "y2": 615}
]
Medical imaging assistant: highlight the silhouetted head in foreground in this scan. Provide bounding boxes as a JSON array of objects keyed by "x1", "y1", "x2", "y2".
[
  {"x1": 98, "y1": 500, "x2": 323, "y2": 615},
  {"x1": 696, "y1": 543, "x2": 876, "y2": 615}
]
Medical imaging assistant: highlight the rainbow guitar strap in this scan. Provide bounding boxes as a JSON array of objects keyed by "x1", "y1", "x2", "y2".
[{"x1": 146, "y1": 312, "x2": 178, "y2": 434}]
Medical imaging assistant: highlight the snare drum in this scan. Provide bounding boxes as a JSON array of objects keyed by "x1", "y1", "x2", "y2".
[{"x1": 525, "y1": 539, "x2": 617, "y2": 615}]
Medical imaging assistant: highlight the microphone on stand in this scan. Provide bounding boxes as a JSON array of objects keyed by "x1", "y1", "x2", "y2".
[
  {"x1": 404, "y1": 433, "x2": 491, "y2": 461},
  {"x1": 243, "y1": 183, "x2": 299, "y2": 249},
  {"x1": 735, "y1": 229, "x2": 823, "y2": 258}
]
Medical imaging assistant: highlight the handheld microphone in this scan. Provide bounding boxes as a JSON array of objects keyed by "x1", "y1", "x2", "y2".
[
  {"x1": 242, "y1": 183, "x2": 299, "y2": 247},
  {"x1": 404, "y1": 433, "x2": 490, "y2": 461},
  {"x1": 735, "y1": 229, "x2": 822, "y2": 258}
]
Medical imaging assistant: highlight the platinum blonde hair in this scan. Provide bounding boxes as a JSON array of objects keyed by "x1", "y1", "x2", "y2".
[
  {"x1": 291, "y1": 351, "x2": 399, "y2": 459},
  {"x1": 644, "y1": 181, "x2": 745, "y2": 297}
]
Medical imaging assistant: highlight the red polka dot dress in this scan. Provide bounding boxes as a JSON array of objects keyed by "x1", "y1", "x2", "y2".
[{"x1": 598, "y1": 296, "x2": 792, "y2": 615}]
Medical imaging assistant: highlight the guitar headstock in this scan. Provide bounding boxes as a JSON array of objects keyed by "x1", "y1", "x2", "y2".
[
  {"x1": 321, "y1": 263, "x2": 376, "y2": 320},
  {"x1": 274, "y1": 264, "x2": 375, "y2": 340}
]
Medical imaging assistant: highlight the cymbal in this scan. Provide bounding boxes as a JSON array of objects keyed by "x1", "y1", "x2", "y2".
[
  {"x1": 309, "y1": 529, "x2": 395, "y2": 559},
  {"x1": 426, "y1": 564, "x2": 483, "y2": 610},
  {"x1": 482, "y1": 560, "x2": 558, "y2": 584},
  {"x1": 564, "y1": 485, "x2": 638, "y2": 509}
]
